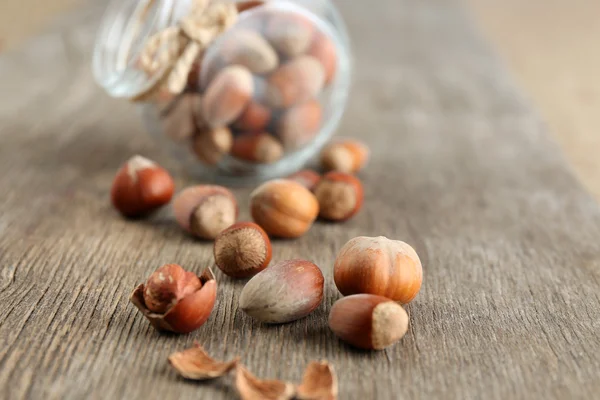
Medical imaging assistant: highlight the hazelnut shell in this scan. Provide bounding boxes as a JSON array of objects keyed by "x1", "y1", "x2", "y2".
[
  {"x1": 314, "y1": 171, "x2": 364, "y2": 221},
  {"x1": 214, "y1": 222, "x2": 273, "y2": 278}
]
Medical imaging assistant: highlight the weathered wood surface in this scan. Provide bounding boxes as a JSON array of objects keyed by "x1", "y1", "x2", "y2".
[{"x1": 1, "y1": 0, "x2": 600, "y2": 399}]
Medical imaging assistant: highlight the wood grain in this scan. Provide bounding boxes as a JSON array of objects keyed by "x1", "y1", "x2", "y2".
[{"x1": 1, "y1": 0, "x2": 600, "y2": 399}]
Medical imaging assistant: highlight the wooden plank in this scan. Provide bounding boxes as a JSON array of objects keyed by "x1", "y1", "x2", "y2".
[{"x1": 1, "y1": 0, "x2": 600, "y2": 399}]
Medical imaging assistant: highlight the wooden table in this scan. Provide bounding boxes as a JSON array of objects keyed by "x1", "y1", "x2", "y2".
[{"x1": 1, "y1": 0, "x2": 600, "y2": 398}]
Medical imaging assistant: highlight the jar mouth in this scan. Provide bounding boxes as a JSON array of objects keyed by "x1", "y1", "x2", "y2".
[{"x1": 92, "y1": 0, "x2": 191, "y2": 98}]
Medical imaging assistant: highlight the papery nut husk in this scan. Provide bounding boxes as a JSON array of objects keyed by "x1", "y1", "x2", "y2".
[{"x1": 130, "y1": 267, "x2": 217, "y2": 334}]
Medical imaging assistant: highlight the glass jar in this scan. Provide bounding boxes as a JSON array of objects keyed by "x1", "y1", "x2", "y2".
[{"x1": 93, "y1": 0, "x2": 351, "y2": 185}]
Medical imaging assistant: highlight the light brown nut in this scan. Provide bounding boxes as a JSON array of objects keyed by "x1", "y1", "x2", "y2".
[
  {"x1": 130, "y1": 267, "x2": 217, "y2": 334},
  {"x1": 168, "y1": 343, "x2": 239, "y2": 380},
  {"x1": 277, "y1": 99, "x2": 322, "y2": 149},
  {"x1": 320, "y1": 139, "x2": 369, "y2": 173},
  {"x1": 333, "y1": 236, "x2": 423, "y2": 303},
  {"x1": 234, "y1": 99, "x2": 272, "y2": 132},
  {"x1": 202, "y1": 66, "x2": 254, "y2": 128},
  {"x1": 239, "y1": 259, "x2": 324, "y2": 323},
  {"x1": 314, "y1": 172, "x2": 363, "y2": 221},
  {"x1": 250, "y1": 179, "x2": 319, "y2": 238},
  {"x1": 173, "y1": 185, "x2": 238, "y2": 239},
  {"x1": 308, "y1": 31, "x2": 337, "y2": 85},
  {"x1": 231, "y1": 132, "x2": 283, "y2": 164},
  {"x1": 214, "y1": 222, "x2": 272, "y2": 278},
  {"x1": 111, "y1": 155, "x2": 174, "y2": 218},
  {"x1": 266, "y1": 56, "x2": 325, "y2": 108},
  {"x1": 265, "y1": 11, "x2": 314, "y2": 58},
  {"x1": 161, "y1": 94, "x2": 196, "y2": 142},
  {"x1": 236, "y1": 365, "x2": 296, "y2": 400},
  {"x1": 220, "y1": 29, "x2": 279, "y2": 74},
  {"x1": 328, "y1": 294, "x2": 409, "y2": 350},
  {"x1": 192, "y1": 127, "x2": 234, "y2": 166},
  {"x1": 297, "y1": 361, "x2": 338, "y2": 400},
  {"x1": 287, "y1": 169, "x2": 321, "y2": 191}
]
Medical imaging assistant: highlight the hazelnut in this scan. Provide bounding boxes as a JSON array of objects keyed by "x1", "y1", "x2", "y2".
[
  {"x1": 160, "y1": 94, "x2": 197, "y2": 142},
  {"x1": 277, "y1": 99, "x2": 322, "y2": 149},
  {"x1": 111, "y1": 155, "x2": 175, "y2": 218},
  {"x1": 143, "y1": 263, "x2": 202, "y2": 314},
  {"x1": 214, "y1": 222, "x2": 272, "y2": 278},
  {"x1": 173, "y1": 185, "x2": 238, "y2": 240},
  {"x1": 328, "y1": 294, "x2": 409, "y2": 350},
  {"x1": 314, "y1": 172, "x2": 363, "y2": 221},
  {"x1": 202, "y1": 66, "x2": 254, "y2": 128},
  {"x1": 219, "y1": 29, "x2": 279, "y2": 74},
  {"x1": 236, "y1": 0, "x2": 265, "y2": 13},
  {"x1": 265, "y1": 56, "x2": 325, "y2": 108},
  {"x1": 287, "y1": 169, "x2": 321, "y2": 191},
  {"x1": 308, "y1": 31, "x2": 337, "y2": 85},
  {"x1": 239, "y1": 259, "x2": 324, "y2": 323},
  {"x1": 130, "y1": 266, "x2": 217, "y2": 334},
  {"x1": 233, "y1": 99, "x2": 272, "y2": 132},
  {"x1": 320, "y1": 139, "x2": 369, "y2": 174},
  {"x1": 265, "y1": 11, "x2": 314, "y2": 58},
  {"x1": 192, "y1": 127, "x2": 234, "y2": 166},
  {"x1": 333, "y1": 236, "x2": 423, "y2": 303},
  {"x1": 231, "y1": 132, "x2": 283, "y2": 164},
  {"x1": 250, "y1": 179, "x2": 319, "y2": 238}
]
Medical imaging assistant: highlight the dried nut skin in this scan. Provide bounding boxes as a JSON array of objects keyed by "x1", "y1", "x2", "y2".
[
  {"x1": 308, "y1": 32, "x2": 338, "y2": 85},
  {"x1": 320, "y1": 139, "x2": 369, "y2": 173},
  {"x1": 265, "y1": 11, "x2": 314, "y2": 58},
  {"x1": 220, "y1": 29, "x2": 279, "y2": 74},
  {"x1": 143, "y1": 264, "x2": 202, "y2": 314},
  {"x1": 297, "y1": 361, "x2": 338, "y2": 400},
  {"x1": 287, "y1": 169, "x2": 321, "y2": 191},
  {"x1": 231, "y1": 132, "x2": 284, "y2": 164},
  {"x1": 328, "y1": 294, "x2": 409, "y2": 350},
  {"x1": 202, "y1": 66, "x2": 254, "y2": 128},
  {"x1": 214, "y1": 222, "x2": 272, "y2": 278},
  {"x1": 250, "y1": 179, "x2": 319, "y2": 238},
  {"x1": 266, "y1": 56, "x2": 325, "y2": 108},
  {"x1": 240, "y1": 259, "x2": 324, "y2": 323},
  {"x1": 173, "y1": 185, "x2": 238, "y2": 239},
  {"x1": 236, "y1": 365, "x2": 296, "y2": 400},
  {"x1": 111, "y1": 155, "x2": 175, "y2": 218},
  {"x1": 130, "y1": 267, "x2": 217, "y2": 334},
  {"x1": 192, "y1": 127, "x2": 234, "y2": 165},
  {"x1": 333, "y1": 236, "x2": 423, "y2": 303},
  {"x1": 234, "y1": 100, "x2": 272, "y2": 131},
  {"x1": 168, "y1": 343, "x2": 239, "y2": 380},
  {"x1": 161, "y1": 94, "x2": 196, "y2": 142},
  {"x1": 277, "y1": 100, "x2": 322, "y2": 150},
  {"x1": 314, "y1": 172, "x2": 364, "y2": 221}
]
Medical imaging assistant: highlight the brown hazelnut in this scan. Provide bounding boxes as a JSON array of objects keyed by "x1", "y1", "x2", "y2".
[
  {"x1": 160, "y1": 94, "x2": 197, "y2": 142},
  {"x1": 231, "y1": 132, "x2": 283, "y2": 164},
  {"x1": 308, "y1": 31, "x2": 337, "y2": 85},
  {"x1": 314, "y1": 171, "x2": 363, "y2": 221},
  {"x1": 130, "y1": 266, "x2": 217, "y2": 334},
  {"x1": 320, "y1": 139, "x2": 369, "y2": 174},
  {"x1": 333, "y1": 236, "x2": 423, "y2": 303},
  {"x1": 265, "y1": 11, "x2": 314, "y2": 58},
  {"x1": 219, "y1": 29, "x2": 279, "y2": 74},
  {"x1": 173, "y1": 185, "x2": 238, "y2": 239},
  {"x1": 202, "y1": 65, "x2": 254, "y2": 128},
  {"x1": 277, "y1": 99, "x2": 322, "y2": 149},
  {"x1": 213, "y1": 222, "x2": 272, "y2": 278},
  {"x1": 287, "y1": 169, "x2": 321, "y2": 191},
  {"x1": 192, "y1": 127, "x2": 234, "y2": 166},
  {"x1": 266, "y1": 56, "x2": 325, "y2": 108},
  {"x1": 111, "y1": 155, "x2": 175, "y2": 218},
  {"x1": 239, "y1": 259, "x2": 324, "y2": 323},
  {"x1": 233, "y1": 99, "x2": 272, "y2": 132},
  {"x1": 250, "y1": 179, "x2": 319, "y2": 238},
  {"x1": 328, "y1": 294, "x2": 409, "y2": 350}
]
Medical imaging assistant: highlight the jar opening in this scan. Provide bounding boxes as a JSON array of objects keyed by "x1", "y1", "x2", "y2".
[{"x1": 93, "y1": 0, "x2": 193, "y2": 98}]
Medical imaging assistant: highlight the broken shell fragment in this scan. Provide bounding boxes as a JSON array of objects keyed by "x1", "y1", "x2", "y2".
[
  {"x1": 297, "y1": 361, "x2": 338, "y2": 400},
  {"x1": 236, "y1": 365, "x2": 296, "y2": 400},
  {"x1": 168, "y1": 343, "x2": 239, "y2": 380}
]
